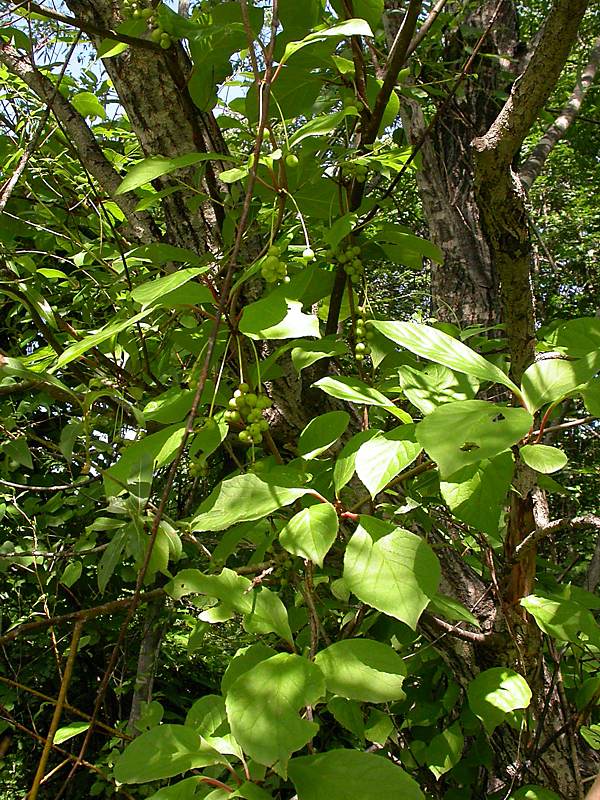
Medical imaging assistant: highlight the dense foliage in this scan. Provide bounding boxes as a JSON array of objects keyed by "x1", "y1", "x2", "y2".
[{"x1": 0, "y1": 1, "x2": 599, "y2": 799}]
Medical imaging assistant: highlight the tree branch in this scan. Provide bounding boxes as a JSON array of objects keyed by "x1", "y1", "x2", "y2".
[
  {"x1": 520, "y1": 35, "x2": 600, "y2": 191},
  {"x1": 17, "y1": 0, "x2": 161, "y2": 52},
  {"x1": 473, "y1": 0, "x2": 590, "y2": 169},
  {"x1": 0, "y1": 41, "x2": 158, "y2": 243},
  {"x1": 514, "y1": 514, "x2": 600, "y2": 562}
]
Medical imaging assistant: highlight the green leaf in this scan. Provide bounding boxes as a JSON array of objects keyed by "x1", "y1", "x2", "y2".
[
  {"x1": 509, "y1": 787, "x2": 562, "y2": 800},
  {"x1": 313, "y1": 376, "x2": 411, "y2": 422},
  {"x1": 327, "y1": 697, "x2": 365, "y2": 738},
  {"x1": 144, "y1": 777, "x2": 202, "y2": 800},
  {"x1": 55, "y1": 309, "x2": 153, "y2": 369},
  {"x1": 520, "y1": 444, "x2": 567, "y2": 474},
  {"x1": 291, "y1": 337, "x2": 348, "y2": 372},
  {"x1": 330, "y1": 0, "x2": 383, "y2": 29},
  {"x1": 440, "y1": 451, "x2": 514, "y2": 535},
  {"x1": 583, "y1": 377, "x2": 600, "y2": 416},
  {"x1": 580, "y1": 725, "x2": 600, "y2": 751},
  {"x1": 542, "y1": 317, "x2": 600, "y2": 357},
  {"x1": 240, "y1": 297, "x2": 320, "y2": 340},
  {"x1": 399, "y1": 363, "x2": 478, "y2": 414},
  {"x1": 60, "y1": 561, "x2": 82, "y2": 588},
  {"x1": 281, "y1": 19, "x2": 374, "y2": 64},
  {"x1": 190, "y1": 473, "x2": 311, "y2": 532},
  {"x1": 355, "y1": 425, "x2": 421, "y2": 497},
  {"x1": 288, "y1": 750, "x2": 424, "y2": 800},
  {"x1": 131, "y1": 268, "x2": 210, "y2": 308},
  {"x1": 372, "y1": 321, "x2": 520, "y2": 396},
  {"x1": 429, "y1": 594, "x2": 480, "y2": 628},
  {"x1": 71, "y1": 91, "x2": 106, "y2": 119},
  {"x1": 333, "y1": 430, "x2": 379, "y2": 493},
  {"x1": 520, "y1": 594, "x2": 600, "y2": 648},
  {"x1": 97, "y1": 526, "x2": 128, "y2": 593},
  {"x1": 221, "y1": 643, "x2": 278, "y2": 695},
  {"x1": 416, "y1": 400, "x2": 532, "y2": 479},
  {"x1": 54, "y1": 721, "x2": 90, "y2": 745},
  {"x1": 279, "y1": 503, "x2": 338, "y2": 567},
  {"x1": 520, "y1": 352, "x2": 600, "y2": 412},
  {"x1": 467, "y1": 668, "x2": 531, "y2": 734},
  {"x1": 299, "y1": 411, "x2": 350, "y2": 459},
  {"x1": 289, "y1": 107, "x2": 359, "y2": 147},
  {"x1": 104, "y1": 423, "x2": 185, "y2": 498},
  {"x1": 314, "y1": 639, "x2": 406, "y2": 702},
  {"x1": 165, "y1": 568, "x2": 293, "y2": 644},
  {"x1": 116, "y1": 152, "x2": 227, "y2": 194},
  {"x1": 426, "y1": 722, "x2": 463, "y2": 779},
  {"x1": 343, "y1": 518, "x2": 440, "y2": 629},
  {"x1": 225, "y1": 653, "x2": 325, "y2": 768},
  {"x1": 113, "y1": 725, "x2": 224, "y2": 784}
]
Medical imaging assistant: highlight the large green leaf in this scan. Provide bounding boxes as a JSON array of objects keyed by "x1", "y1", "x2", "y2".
[
  {"x1": 289, "y1": 107, "x2": 359, "y2": 147},
  {"x1": 221, "y1": 644, "x2": 278, "y2": 695},
  {"x1": 104, "y1": 423, "x2": 185, "y2": 497},
  {"x1": 298, "y1": 411, "x2": 350, "y2": 459},
  {"x1": 240, "y1": 296, "x2": 320, "y2": 340},
  {"x1": 542, "y1": 317, "x2": 600, "y2": 357},
  {"x1": 113, "y1": 725, "x2": 224, "y2": 784},
  {"x1": 131, "y1": 268, "x2": 211, "y2": 308},
  {"x1": 333, "y1": 429, "x2": 379, "y2": 493},
  {"x1": 165, "y1": 568, "x2": 293, "y2": 644},
  {"x1": 426, "y1": 722, "x2": 464, "y2": 779},
  {"x1": 55, "y1": 309, "x2": 153, "y2": 369},
  {"x1": 440, "y1": 452, "x2": 514, "y2": 535},
  {"x1": 279, "y1": 503, "x2": 338, "y2": 567},
  {"x1": 520, "y1": 351, "x2": 600, "y2": 412},
  {"x1": 521, "y1": 594, "x2": 600, "y2": 648},
  {"x1": 416, "y1": 400, "x2": 532, "y2": 479},
  {"x1": 291, "y1": 337, "x2": 348, "y2": 372},
  {"x1": 288, "y1": 750, "x2": 423, "y2": 800},
  {"x1": 330, "y1": 0, "x2": 383, "y2": 29},
  {"x1": 372, "y1": 321, "x2": 520, "y2": 395},
  {"x1": 314, "y1": 639, "x2": 406, "y2": 702},
  {"x1": 281, "y1": 19, "x2": 373, "y2": 64},
  {"x1": 467, "y1": 668, "x2": 531, "y2": 734},
  {"x1": 343, "y1": 519, "x2": 440, "y2": 629},
  {"x1": 354, "y1": 425, "x2": 421, "y2": 497},
  {"x1": 313, "y1": 376, "x2": 411, "y2": 422},
  {"x1": 225, "y1": 653, "x2": 325, "y2": 768},
  {"x1": 116, "y1": 152, "x2": 228, "y2": 194},
  {"x1": 519, "y1": 444, "x2": 567, "y2": 474},
  {"x1": 399, "y1": 363, "x2": 478, "y2": 414},
  {"x1": 190, "y1": 473, "x2": 311, "y2": 532}
]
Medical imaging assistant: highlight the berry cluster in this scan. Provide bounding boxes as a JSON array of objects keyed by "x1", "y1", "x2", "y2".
[
  {"x1": 260, "y1": 245, "x2": 289, "y2": 284},
  {"x1": 333, "y1": 244, "x2": 364, "y2": 284},
  {"x1": 121, "y1": 0, "x2": 172, "y2": 49},
  {"x1": 225, "y1": 384, "x2": 271, "y2": 445},
  {"x1": 354, "y1": 306, "x2": 373, "y2": 362}
]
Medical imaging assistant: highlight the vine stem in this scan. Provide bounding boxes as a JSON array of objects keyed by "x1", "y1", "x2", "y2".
[{"x1": 28, "y1": 621, "x2": 83, "y2": 800}]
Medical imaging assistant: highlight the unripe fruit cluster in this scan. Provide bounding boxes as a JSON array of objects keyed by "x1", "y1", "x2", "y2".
[
  {"x1": 225, "y1": 383, "x2": 271, "y2": 445},
  {"x1": 121, "y1": 0, "x2": 172, "y2": 49},
  {"x1": 354, "y1": 306, "x2": 373, "y2": 362},
  {"x1": 333, "y1": 244, "x2": 364, "y2": 284},
  {"x1": 261, "y1": 245, "x2": 289, "y2": 284}
]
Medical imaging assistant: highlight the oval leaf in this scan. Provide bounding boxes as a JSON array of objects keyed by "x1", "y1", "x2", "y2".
[
  {"x1": 467, "y1": 668, "x2": 531, "y2": 734},
  {"x1": 519, "y1": 444, "x2": 567, "y2": 474},
  {"x1": 225, "y1": 653, "x2": 325, "y2": 767},
  {"x1": 279, "y1": 503, "x2": 338, "y2": 567},
  {"x1": 343, "y1": 519, "x2": 440, "y2": 629},
  {"x1": 314, "y1": 639, "x2": 406, "y2": 702}
]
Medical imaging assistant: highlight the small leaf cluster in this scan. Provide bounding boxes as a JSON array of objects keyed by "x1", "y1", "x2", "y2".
[{"x1": 225, "y1": 383, "x2": 271, "y2": 445}]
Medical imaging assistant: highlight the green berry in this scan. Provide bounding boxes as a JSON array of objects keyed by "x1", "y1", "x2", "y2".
[
  {"x1": 245, "y1": 393, "x2": 257, "y2": 408},
  {"x1": 355, "y1": 342, "x2": 367, "y2": 354},
  {"x1": 286, "y1": 154, "x2": 299, "y2": 168},
  {"x1": 239, "y1": 430, "x2": 252, "y2": 444},
  {"x1": 355, "y1": 353, "x2": 365, "y2": 362},
  {"x1": 228, "y1": 398, "x2": 238, "y2": 410},
  {"x1": 150, "y1": 28, "x2": 162, "y2": 42},
  {"x1": 258, "y1": 419, "x2": 269, "y2": 432},
  {"x1": 160, "y1": 33, "x2": 171, "y2": 49},
  {"x1": 257, "y1": 395, "x2": 271, "y2": 409},
  {"x1": 302, "y1": 247, "x2": 315, "y2": 260}
]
